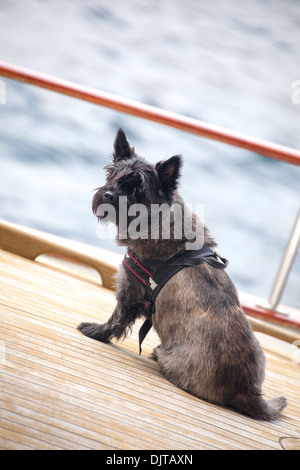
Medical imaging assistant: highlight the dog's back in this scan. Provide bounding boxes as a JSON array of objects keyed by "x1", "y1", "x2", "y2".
[{"x1": 152, "y1": 264, "x2": 286, "y2": 420}]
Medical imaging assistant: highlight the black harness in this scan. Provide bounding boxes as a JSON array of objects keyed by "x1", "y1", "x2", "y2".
[{"x1": 122, "y1": 245, "x2": 228, "y2": 354}]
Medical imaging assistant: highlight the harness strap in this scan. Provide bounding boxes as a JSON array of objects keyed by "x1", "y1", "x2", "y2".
[
  {"x1": 123, "y1": 250, "x2": 155, "y2": 288},
  {"x1": 138, "y1": 318, "x2": 152, "y2": 355},
  {"x1": 122, "y1": 246, "x2": 228, "y2": 354}
]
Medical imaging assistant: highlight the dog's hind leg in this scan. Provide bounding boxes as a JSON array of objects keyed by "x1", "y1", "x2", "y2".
[{"x1": 149, "y1": 345, "x2": 161, "y2": 361}]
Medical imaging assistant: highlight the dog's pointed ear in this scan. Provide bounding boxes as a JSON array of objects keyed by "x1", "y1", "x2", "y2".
[
  {"x1": 113, "y1": 128, "x2": 134, "y2": 162},
  {"x1": 155, "y1": 155, "x2": 182, "y2": 195}
]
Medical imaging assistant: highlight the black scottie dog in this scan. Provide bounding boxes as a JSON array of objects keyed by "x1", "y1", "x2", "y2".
[{"x1": 78, "y1": 128, "x2": 287, "y2": 420}]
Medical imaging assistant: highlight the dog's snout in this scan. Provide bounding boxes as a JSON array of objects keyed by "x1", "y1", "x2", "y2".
[{"x1": 104, "y1": 191, "x2": 114, "y2": 202}]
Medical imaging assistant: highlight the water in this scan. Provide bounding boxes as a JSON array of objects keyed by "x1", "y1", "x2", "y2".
[{"x1": 0, "y1": 0, "x2": 299, "y2": 307}]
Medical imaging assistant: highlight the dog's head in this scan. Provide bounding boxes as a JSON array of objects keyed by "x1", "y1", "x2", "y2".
[{"x1": 92, "y1": 129, "x2": 182, "y2": 238}]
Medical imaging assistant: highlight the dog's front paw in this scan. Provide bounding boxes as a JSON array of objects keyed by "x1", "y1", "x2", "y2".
[{"x1": 77, "y1": 322, "x2": 111, "y2": 343}]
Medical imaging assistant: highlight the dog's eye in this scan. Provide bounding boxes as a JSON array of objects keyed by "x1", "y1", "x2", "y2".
[
  {"x1": 118, "y1": 172, "x2": 144, "y2": 196},
  {"x1": 136, "y1": 174, "x2": 145, "y2": 194},
  {"x1": 131, "y1": 184, "x2": 144, "y2": 197},
  {"x1": 129, "y1": 174, "x2": 144, "y2": 195}
]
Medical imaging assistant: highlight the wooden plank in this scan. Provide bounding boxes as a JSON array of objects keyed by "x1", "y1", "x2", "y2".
[{"x1": 0, "y1": 248, "x2": 299, "y2": 450}]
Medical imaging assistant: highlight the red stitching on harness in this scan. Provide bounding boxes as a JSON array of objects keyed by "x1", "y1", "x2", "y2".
[
  {"x1": 123, "y1": 259, "x2": 148, "y2": 286},
  {"x1": 127, "y1": 251, "x2": 154, "y2": 278}
]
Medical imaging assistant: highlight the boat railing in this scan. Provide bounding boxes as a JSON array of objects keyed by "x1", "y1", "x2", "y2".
[
  {"x1": 0, "y1": 60, "x2": 299, "y2": 328},
  {"x1": 264, "y1": 209, "x2": 300, "y2": 312}
]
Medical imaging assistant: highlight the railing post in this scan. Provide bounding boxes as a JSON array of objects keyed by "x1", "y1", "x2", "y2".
[{"x1": 268, "y1": 209, "x2": 300, "y2": 311}]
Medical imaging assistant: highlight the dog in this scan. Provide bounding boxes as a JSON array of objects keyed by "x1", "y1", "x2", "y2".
[{"x1": 78, "y1": 128, "x2": 287, "y2": 420}]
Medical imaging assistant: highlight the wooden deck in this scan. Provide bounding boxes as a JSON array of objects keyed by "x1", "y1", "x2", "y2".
[{"x1": 0, "y1": 246, "x2": 300, "y2": 450}]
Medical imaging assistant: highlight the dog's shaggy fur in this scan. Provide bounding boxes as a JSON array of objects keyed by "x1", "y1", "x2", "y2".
[{"x1": 78, "y1": 129, "x2": 287, "y2": 420}]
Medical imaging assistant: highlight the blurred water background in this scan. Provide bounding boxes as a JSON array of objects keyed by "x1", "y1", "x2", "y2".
[{"x1": 0, "y1": 0, "x2": 299, "y2": 307}]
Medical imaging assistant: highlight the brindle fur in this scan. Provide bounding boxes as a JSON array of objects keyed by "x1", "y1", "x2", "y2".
[{"x1": 78, "y1": 129, "x2": 287, "y2": 420}]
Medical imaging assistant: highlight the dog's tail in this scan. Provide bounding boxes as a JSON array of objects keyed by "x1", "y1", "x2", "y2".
[{"x1": 229, "y1": 392, "x2": 287, "y2": 421}]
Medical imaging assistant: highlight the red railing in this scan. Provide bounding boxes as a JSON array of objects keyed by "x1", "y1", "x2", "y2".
[
  {"x1": 1, "y1": 60, "x2": 300, "y2": 166},
  {"x1": 0, "y1": 60, "x2": 299, "y2": 331}
]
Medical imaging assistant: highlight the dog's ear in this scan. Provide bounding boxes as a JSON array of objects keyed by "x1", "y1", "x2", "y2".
[
  {"x1": 113, "y1": 128, "x2": 134, "y2": 162},
  {"x1": 155, "y1": 155, "x2": 182, "y2": 196}
]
